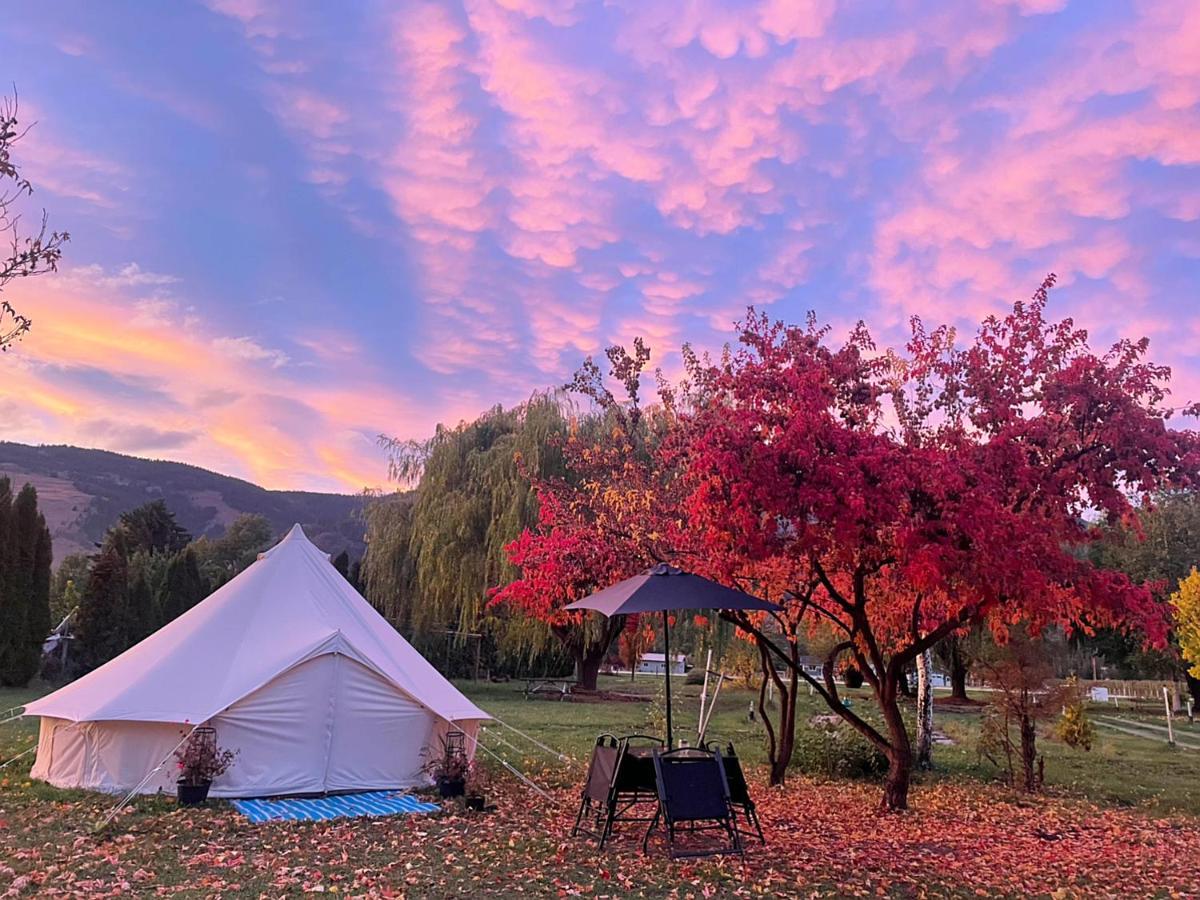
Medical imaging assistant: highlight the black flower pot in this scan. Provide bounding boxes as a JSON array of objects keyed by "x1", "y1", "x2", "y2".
[
  {"x1": 177, "y1": 780, "x2": 211, "y2": 806},
  {"x1": 437, "y1": 776, "x2": 465, "y2": 798}
]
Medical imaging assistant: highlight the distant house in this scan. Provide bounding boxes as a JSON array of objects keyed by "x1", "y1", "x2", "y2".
[{"x1": 637, "y1": 652, "x2": 687, "y2": 675}]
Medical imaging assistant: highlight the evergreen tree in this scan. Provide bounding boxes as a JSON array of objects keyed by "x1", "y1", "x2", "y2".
[
  {"x1": 333, "y1": 550, "x2": 350, "y2": 578},
  {"x1": 74, "y1": 531, "x2": 131, "y2": 672},
  {"x1": 119, "y1": 500, "x2": 191, "y2": 555},
  {"x1": 0, "y1": 477, "x2": 14, "y2": 680},
  {"x1": 0, "y1": 481, "x2": 52, "y2": 686},
  {"x1": 160, "y1": 547, "x2": 208, "y2": 623},
  {"x1": 124, "y1": 568, "x2": 157, "y2": 647}
]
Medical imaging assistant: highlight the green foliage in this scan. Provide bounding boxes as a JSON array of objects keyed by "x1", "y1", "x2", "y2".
[
  {"x1": 74, "y1": 501, "x2": 221, "y2": 672},
  {"x1": 75, "y1": 532, "x2": 132, "y2": 672},
  {"x1": 0, "y1": 478, "x2": 53, "y2": 686},
  {"x1": 1090, "y1": 492, "x2": 1200, "y2": 684},
  {"x1": 49, "y1": 553, "x2": 89, "y2": 623},
  {"x1": 119, "y1": 500, "x2": 192, "y2": 555},
  {"x1": 190, "y1": 513, "x2": 272, "y2": 589},
  {"x1": 333, "y1": 550, "x2": 350, "y2": 578},
  {"x1": 793, "y1": 722, "x2": 888, "y2": 780},
  {"x1": 364, "y1": 395, "x2": 579, "y2": 676},
  {"x1": 159, "y1": 547, "x2": 207, "y2": 623}
]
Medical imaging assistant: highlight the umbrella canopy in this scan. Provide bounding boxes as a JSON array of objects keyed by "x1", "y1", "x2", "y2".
[
  {"x1": 564, "y1": 564, "x2": 782, "y2": 616},
  {"x1": 566, "y1": 564, "x2": 780, "y2": 748}
]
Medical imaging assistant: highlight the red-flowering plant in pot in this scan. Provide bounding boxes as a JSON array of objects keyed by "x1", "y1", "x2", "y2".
[{"x1": 174, "y1": 726, "x2": 238, "y2": 806}]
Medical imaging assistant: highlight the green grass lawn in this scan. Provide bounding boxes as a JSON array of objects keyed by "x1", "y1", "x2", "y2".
[
  {"x1": 3, "y1": 678, "x2": 1199, "y2": 897},
  {"x1": 5, "y1": 676, "x2": 1200, "y2": 811}
]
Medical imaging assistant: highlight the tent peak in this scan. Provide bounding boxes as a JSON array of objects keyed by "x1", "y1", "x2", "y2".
[{"x1": 258, "y1": 524, "x2": 311, "y2": 560}]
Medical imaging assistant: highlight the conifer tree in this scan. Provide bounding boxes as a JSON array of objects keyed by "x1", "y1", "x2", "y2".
[
  {"x1": 160, "y1": 547, "x2": 208, "y2": 623},
  {"x1": 0, "y1": 481, "x2": 53, "y2": 686}
]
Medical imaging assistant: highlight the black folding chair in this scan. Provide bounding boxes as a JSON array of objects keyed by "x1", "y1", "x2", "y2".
[
  {"x1": 572, "y1": 734, "x2": 663, "y2": 849},
  {"x1": 643, "y1": 747, "x2": 743, "y2": 860},
  {"x1": 702, "y1": 740, "x2": 765, "y2": 843}
]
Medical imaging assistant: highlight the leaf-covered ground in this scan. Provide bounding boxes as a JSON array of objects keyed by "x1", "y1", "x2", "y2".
[{"x1": 2, "y1": 773, "x2": 1199, "y2": 898}]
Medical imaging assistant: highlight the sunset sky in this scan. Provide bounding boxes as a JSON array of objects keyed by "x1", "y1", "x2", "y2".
[{"x1": 1, "y1": 0, "x2": 1197, "y2": 493}]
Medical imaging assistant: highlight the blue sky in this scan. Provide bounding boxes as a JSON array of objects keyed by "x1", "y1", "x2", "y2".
[{"x1": 1, "y1": 0, "x2": 1197, "y2": 491}]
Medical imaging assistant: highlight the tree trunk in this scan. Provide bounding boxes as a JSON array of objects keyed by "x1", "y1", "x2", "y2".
[
  {"x1": 1187, "y1": 672, "x2": 1200, "y2": 706},
  {"x1": 756, "y1": 639, "x2": 799, "y2": 786},
  {"x1": 769, "y1": 656, "x2": 800, "y2": 786},
  {"x1": 897, "y1": 668, "x2": 916, "y2": 699},
  {"x1": 576, "y1": 652, "x2": 603, "y2": 691},
  {"x1": 949, "y1": 647, "x2": 970, "y2": 701},
  {"x1": 1019, "y1": 712, "x2": 1038, "y2": 792},
  {"x1": 879, "y1": 682, "x2": 913, "y2": 811},
  {"x1": 915, "y1": 648, "x2": 934, "y2": 770}
]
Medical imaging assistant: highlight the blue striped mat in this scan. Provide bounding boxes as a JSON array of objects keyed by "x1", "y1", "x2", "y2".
[{"x1": 232, "y1": 791, "x2": 440, "y2": 824}]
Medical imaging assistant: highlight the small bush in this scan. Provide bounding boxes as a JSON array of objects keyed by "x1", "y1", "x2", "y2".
[
  {"x1": 685, "y1": 669, "x2": 706, "y2": 685},
  {"x1": 1053, "y1": 675, "x2": 1094, "y2": 751},
  {"x1": 793, "y1": 722, "x2": 888, "y2": 780},
  {"x1": 1056, "y1": 701, "x2": 1095, "y2": 752}
]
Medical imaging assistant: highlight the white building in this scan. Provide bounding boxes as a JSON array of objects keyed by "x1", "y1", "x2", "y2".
[{"x1": 637, "y1": 652, "x2": 687, "y2": 675}]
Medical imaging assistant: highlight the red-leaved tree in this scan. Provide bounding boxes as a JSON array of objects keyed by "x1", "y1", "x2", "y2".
[
  {"x1": 489, "y1": 342, "x2": 666, "y2": 689},
  {"x1": 494, "y1": 277, "x2": 1198, "y2": 808},
  {"x1": 667, "y1": 276, "x2": 1198, "y2": 809}
]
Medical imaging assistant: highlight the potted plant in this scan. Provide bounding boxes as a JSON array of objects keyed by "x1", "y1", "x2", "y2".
[
  {"x1": 464, "y1": 760, "x2": 491, "y2": 812},
  {"x1": 174, "y1": 727, "x2": 238, "y2": 806},
  {"x1": 425, "y1": 750, "x2": 469, "y2": 798},
  {"x1": 422, "y1": 734, "x2": 470, "y2": 798}
]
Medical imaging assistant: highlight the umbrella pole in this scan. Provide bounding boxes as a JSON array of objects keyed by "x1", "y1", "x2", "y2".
[{"x1": 662, "y1": 609, "x2": 674, "y2": 748}]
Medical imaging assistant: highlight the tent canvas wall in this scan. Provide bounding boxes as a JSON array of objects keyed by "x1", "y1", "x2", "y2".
[{"x1": 24, "y1": 524, "x2": 489, "y2": 798}]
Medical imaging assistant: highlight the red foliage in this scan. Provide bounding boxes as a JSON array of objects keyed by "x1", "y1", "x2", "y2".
[
  {"x1": 496, "y1": 276, "x2": 1199, "y2": 809},
  {"x1": 652, "y1": 278, "x2": 1200, "y2": 807}
]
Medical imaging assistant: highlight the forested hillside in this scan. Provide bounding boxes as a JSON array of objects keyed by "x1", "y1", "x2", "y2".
[{"x1": 0, "y1": 442, "x2": 366, "y2": 561}]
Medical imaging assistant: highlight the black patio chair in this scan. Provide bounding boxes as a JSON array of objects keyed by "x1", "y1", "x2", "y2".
[
  {"x1": 643, "y1": 747, "x2": 743, "y2": 860},
  {"x1": 702, "y1": 740, "x2": 765, "y2": 843},
  {"x1": 571, "y1": 733, "x2": 663, "y2": 849}
]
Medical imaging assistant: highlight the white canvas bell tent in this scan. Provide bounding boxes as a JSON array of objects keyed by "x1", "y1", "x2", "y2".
[{"x1": 23, "y1": 524, "x2": 489, "y2": 798}]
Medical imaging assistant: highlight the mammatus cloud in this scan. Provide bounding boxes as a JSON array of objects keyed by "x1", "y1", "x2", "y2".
[{"x1": 0, "y1": 0, "x2": 1195, "y2": 490}]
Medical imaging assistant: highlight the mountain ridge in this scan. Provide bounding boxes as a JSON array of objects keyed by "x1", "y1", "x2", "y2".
[{"x1": 0, "y1": 442, "x2": 367, "y2": 564}]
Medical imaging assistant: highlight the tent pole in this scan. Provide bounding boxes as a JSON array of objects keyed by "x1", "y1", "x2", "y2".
[{"x1": 662, "y1": 609, "x2": 674, "y2": 749}]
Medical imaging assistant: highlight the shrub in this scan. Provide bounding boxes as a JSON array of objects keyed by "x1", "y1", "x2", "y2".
[
  {"x1": 793, "y1": 722, "x2": 888, "y2": 780},
  {"x1": 1056, "y1": 678, "x2": 1095, "y2": 751}
]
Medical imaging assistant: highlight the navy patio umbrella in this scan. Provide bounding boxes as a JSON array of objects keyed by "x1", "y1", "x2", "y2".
[{"x1": 565, "y1": 563, "x2": 781, "y2": 748}]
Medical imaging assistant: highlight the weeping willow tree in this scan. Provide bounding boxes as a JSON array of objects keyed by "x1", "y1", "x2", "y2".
[{"x1": 362, "y1": 394, "x2": 577, "y2": 677}]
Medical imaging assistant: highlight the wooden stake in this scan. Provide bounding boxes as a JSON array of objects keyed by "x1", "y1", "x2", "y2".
[
  {"x1": 697, "y1": 649, "x2": 712, "y2": 744},
  {"x1": 698, "y1": 671, "x2": 725, "y2": 744},
  {"x1": 1164, "y1": 686, "x2": 1176, "y2": 747}
]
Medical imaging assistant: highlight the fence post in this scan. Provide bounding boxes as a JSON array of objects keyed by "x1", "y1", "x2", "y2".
[{"x1": 1163, "y1": 687, "x2": 1176, "y2": 747}]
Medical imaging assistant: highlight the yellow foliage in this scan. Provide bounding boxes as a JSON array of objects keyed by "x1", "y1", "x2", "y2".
[{"x1": 1171, "y1": 567, "x2": 1200, "y2": 679}]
